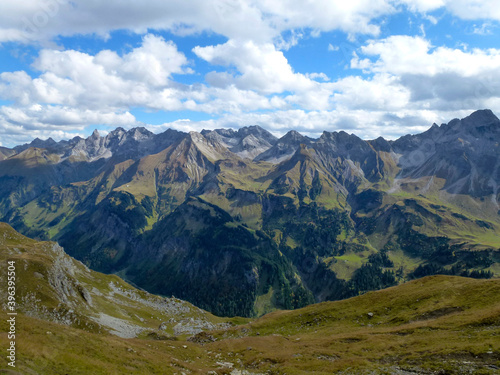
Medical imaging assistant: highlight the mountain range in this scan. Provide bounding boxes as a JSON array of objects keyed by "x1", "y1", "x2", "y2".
[{"x1": 0, "y1": 109, "x2": 499, "y2": 317}]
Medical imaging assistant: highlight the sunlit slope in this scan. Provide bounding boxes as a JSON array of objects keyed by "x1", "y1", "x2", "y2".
[{"x1": 1, "y1": 270, "x2": 498, "y2": 373}]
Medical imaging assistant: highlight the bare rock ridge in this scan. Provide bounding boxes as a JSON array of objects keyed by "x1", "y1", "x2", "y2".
[
  {"x1": 393, "y1": 109, "x2": 500, "y2": 196},
  {"x1": 202, "y1": 125, "x2": 278, "y2": 159},
  {"x1": 254, "y1": 130, "x2": 312, "y2": 163}
]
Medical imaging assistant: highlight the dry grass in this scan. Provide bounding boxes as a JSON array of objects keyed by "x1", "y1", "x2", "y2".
[
  {"x1": 1, "y1": 275, "x2": 498, "y2": 374},
  {"x1": 1, "y1": 223, "x2": 499, "y2": 374}
]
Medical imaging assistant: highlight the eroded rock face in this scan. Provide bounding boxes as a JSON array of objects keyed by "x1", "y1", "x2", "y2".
[
  {"x1": 48, "y1": 243, "x2": 82, "y2": 305},
  {"x1": 254, "y1": 130, "x2": 312, "y2": 163},
  {"x1": 203, "y1": 125, "x2": 278, "y2": 160},
  {"x1": 393, "y1": 109, "x2": 500, "y2": 196}
]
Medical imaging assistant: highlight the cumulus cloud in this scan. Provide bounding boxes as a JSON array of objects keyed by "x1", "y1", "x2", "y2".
[
  {"x1": 2, "y1": 1, "x2": 500, "y2": 46},
  {"x1": 352, "y1": 35, "x2": 500, "y2": 76},
  {"x1": 194, "y1": 40, "x2": 316, "y2": 94},
  {"x1": 396, "y1": 0, "x2": 446, "y2": 13},
  {"x1": 444, "y1": 0, "x2": 500, "y2": 21},
  {"x1": 0, "y1": 34, "x2": 312, "y2": 117},
  {"x1": 193, "y1": 40, "x2": 340, "y2": 111},
  {"x1": 0, "y1": 0, "x2": 395, "y2": 45},
  {"x1": 0, "y1": 103, "x2": 138, "y2": 145},
  {"x1": 331, "y1": 74, "x2": 411, "y2": 111},
  {"x1": 351, "y1": 35, "x2": 500, "y2": 112},
  {"x1": 0, "y1": 34, "x2": 192, "y2": 109},
  {"x1": 397, "y1": 0, "x2": 500, "y2": 20}
]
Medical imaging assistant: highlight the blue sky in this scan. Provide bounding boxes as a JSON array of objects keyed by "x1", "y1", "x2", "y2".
[{"x1": 1, "y1": 0, "x2": 500, "y2": 147}]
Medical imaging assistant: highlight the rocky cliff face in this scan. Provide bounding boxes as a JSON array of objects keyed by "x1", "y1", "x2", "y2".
[
  {"x1": 202, "y1": 125, "x2": 278, "y2": 159},
  {"x1": 392, "y1": 109, "x2": 500, "y2": 198},
  {"x1": 254, "y1": 130, "x2": 312, "y2": 163}
]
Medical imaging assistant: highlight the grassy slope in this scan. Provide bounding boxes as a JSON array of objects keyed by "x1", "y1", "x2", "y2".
[
  {"x1": 1, "y1": 261, "x2": 499, "y2": 374},
  {"x1": 1, "y1": 224, "x2": 498, "y2": 373},
  {"x1": 380, "y1": 175, "x2": 500, "y2": 249},
  {"x1": 0, "y1": 223, "x2": 240, "y2": 340},
  {"x1": 213, "y1": 275, "x2": 500, "y2": 374}
]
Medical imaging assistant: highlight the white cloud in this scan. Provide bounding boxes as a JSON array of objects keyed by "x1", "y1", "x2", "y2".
[
  {"x1": 444, "y1": 0, "x2": 500, "y2": 21},
  {"x1": 1, "y1": 1, "x2": 500, "y2": 48},
  {"x1": 193, "y1": 39, "x2": 339, "y2": 110},
  {"x1": 194, "y1": 40, "x2": 316, "y2": 94},
  {"x1": 396, "y1": 0, "x2": 445, "y2": 13},
  {"x1": 473, "y1": 22, "x2": 495, "y2": 35},
  {"x1": 332, "y1": 74, "x2": 411, "y2": 111},
  {"x1": 396, "y1": 0, "x2": 500, "y2": 21},
  {"x1": 0, "y1": 104, "x2": 135, "y2": 147},
  {"x1": 255, "y1": 0, "x2": 394, "y2": 38},
  {"x1": 1, "y1": 34, "x2": 313, "y2": 118},
  {"x1": 0, "y1": 105, "x2": 136, "y2": 130},
  {"x1": 0, "y1": 34, "x2": 192, "y2": 110},
  {"x1": 306, "y1": 72, "x2": 330, "y2": 81},
  {"x1": 0, "y1": 0, "x2": 392, "y2": 45},
  {"x1": 352, "y1": 35, "x2": 500, "y2": 77},
  {"x1": 346, "y1": 34, "x2": 500, "y2": 119}
]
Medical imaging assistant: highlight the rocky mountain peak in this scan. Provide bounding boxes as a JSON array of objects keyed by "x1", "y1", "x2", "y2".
[
  {"x1": 237, "y1": 125, "x2": 277, "y2": 144},
  {"x1": 317, "y1": 131, "x2": 368, "y2": 153},
  {"x1": 129, "y1": 127, "x2": 153, "y2": 141},
  {"x1": 200, "y1": 126, "x2": 276, "y2": 160},
  {"x1": 13, "y1": 136, "x2": 58, "y2": 153},
  {"x1": 462, "y1": 109, "x2": 499, "y2": 126},
  {"x1": 434, "y1": 109, "x2": 500, "y2": 138},
  {"x1": 254, "y1": 129, "x2": 313, "y2": 163},
  {"x1": 282, "y1": 130, "x2": 310, "y2": 143},
  {"x1": 369, "y1": 136, "x2": 391, "y2": 152},
  {"x1": 201, "y1": 128, "x2": 236, "y2": 138},
  {"x1": 108, "y1": 127, "x2": 126, "y2": 137},
  {"x1": 185, "y1": 131, "x2": 231, "y2": 162}
]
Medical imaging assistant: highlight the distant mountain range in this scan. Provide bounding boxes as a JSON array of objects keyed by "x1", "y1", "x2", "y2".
[{"x1": 0, "y1": 109, "x2": 499, "y2": 317}]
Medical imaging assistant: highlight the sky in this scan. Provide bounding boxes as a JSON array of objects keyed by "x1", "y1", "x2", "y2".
[{"x1": 1, "y1": 1, "x2": 500, "y2": 147}]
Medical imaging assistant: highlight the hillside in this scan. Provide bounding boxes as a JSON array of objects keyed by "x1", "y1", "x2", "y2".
[
  {"x1": 0, "y1": 110, "x2": 499, "y2": 316},
  {"x1": 0, "y1": 223, "x2": 237, "y2": 339},
  {"x1": 0, "y1": 225, "x2": 499, "y2": 374}
]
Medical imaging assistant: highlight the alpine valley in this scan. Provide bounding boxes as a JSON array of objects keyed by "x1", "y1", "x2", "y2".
[{"x1": 1, "y1": 109, "x2": 500, "y2": 321}]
